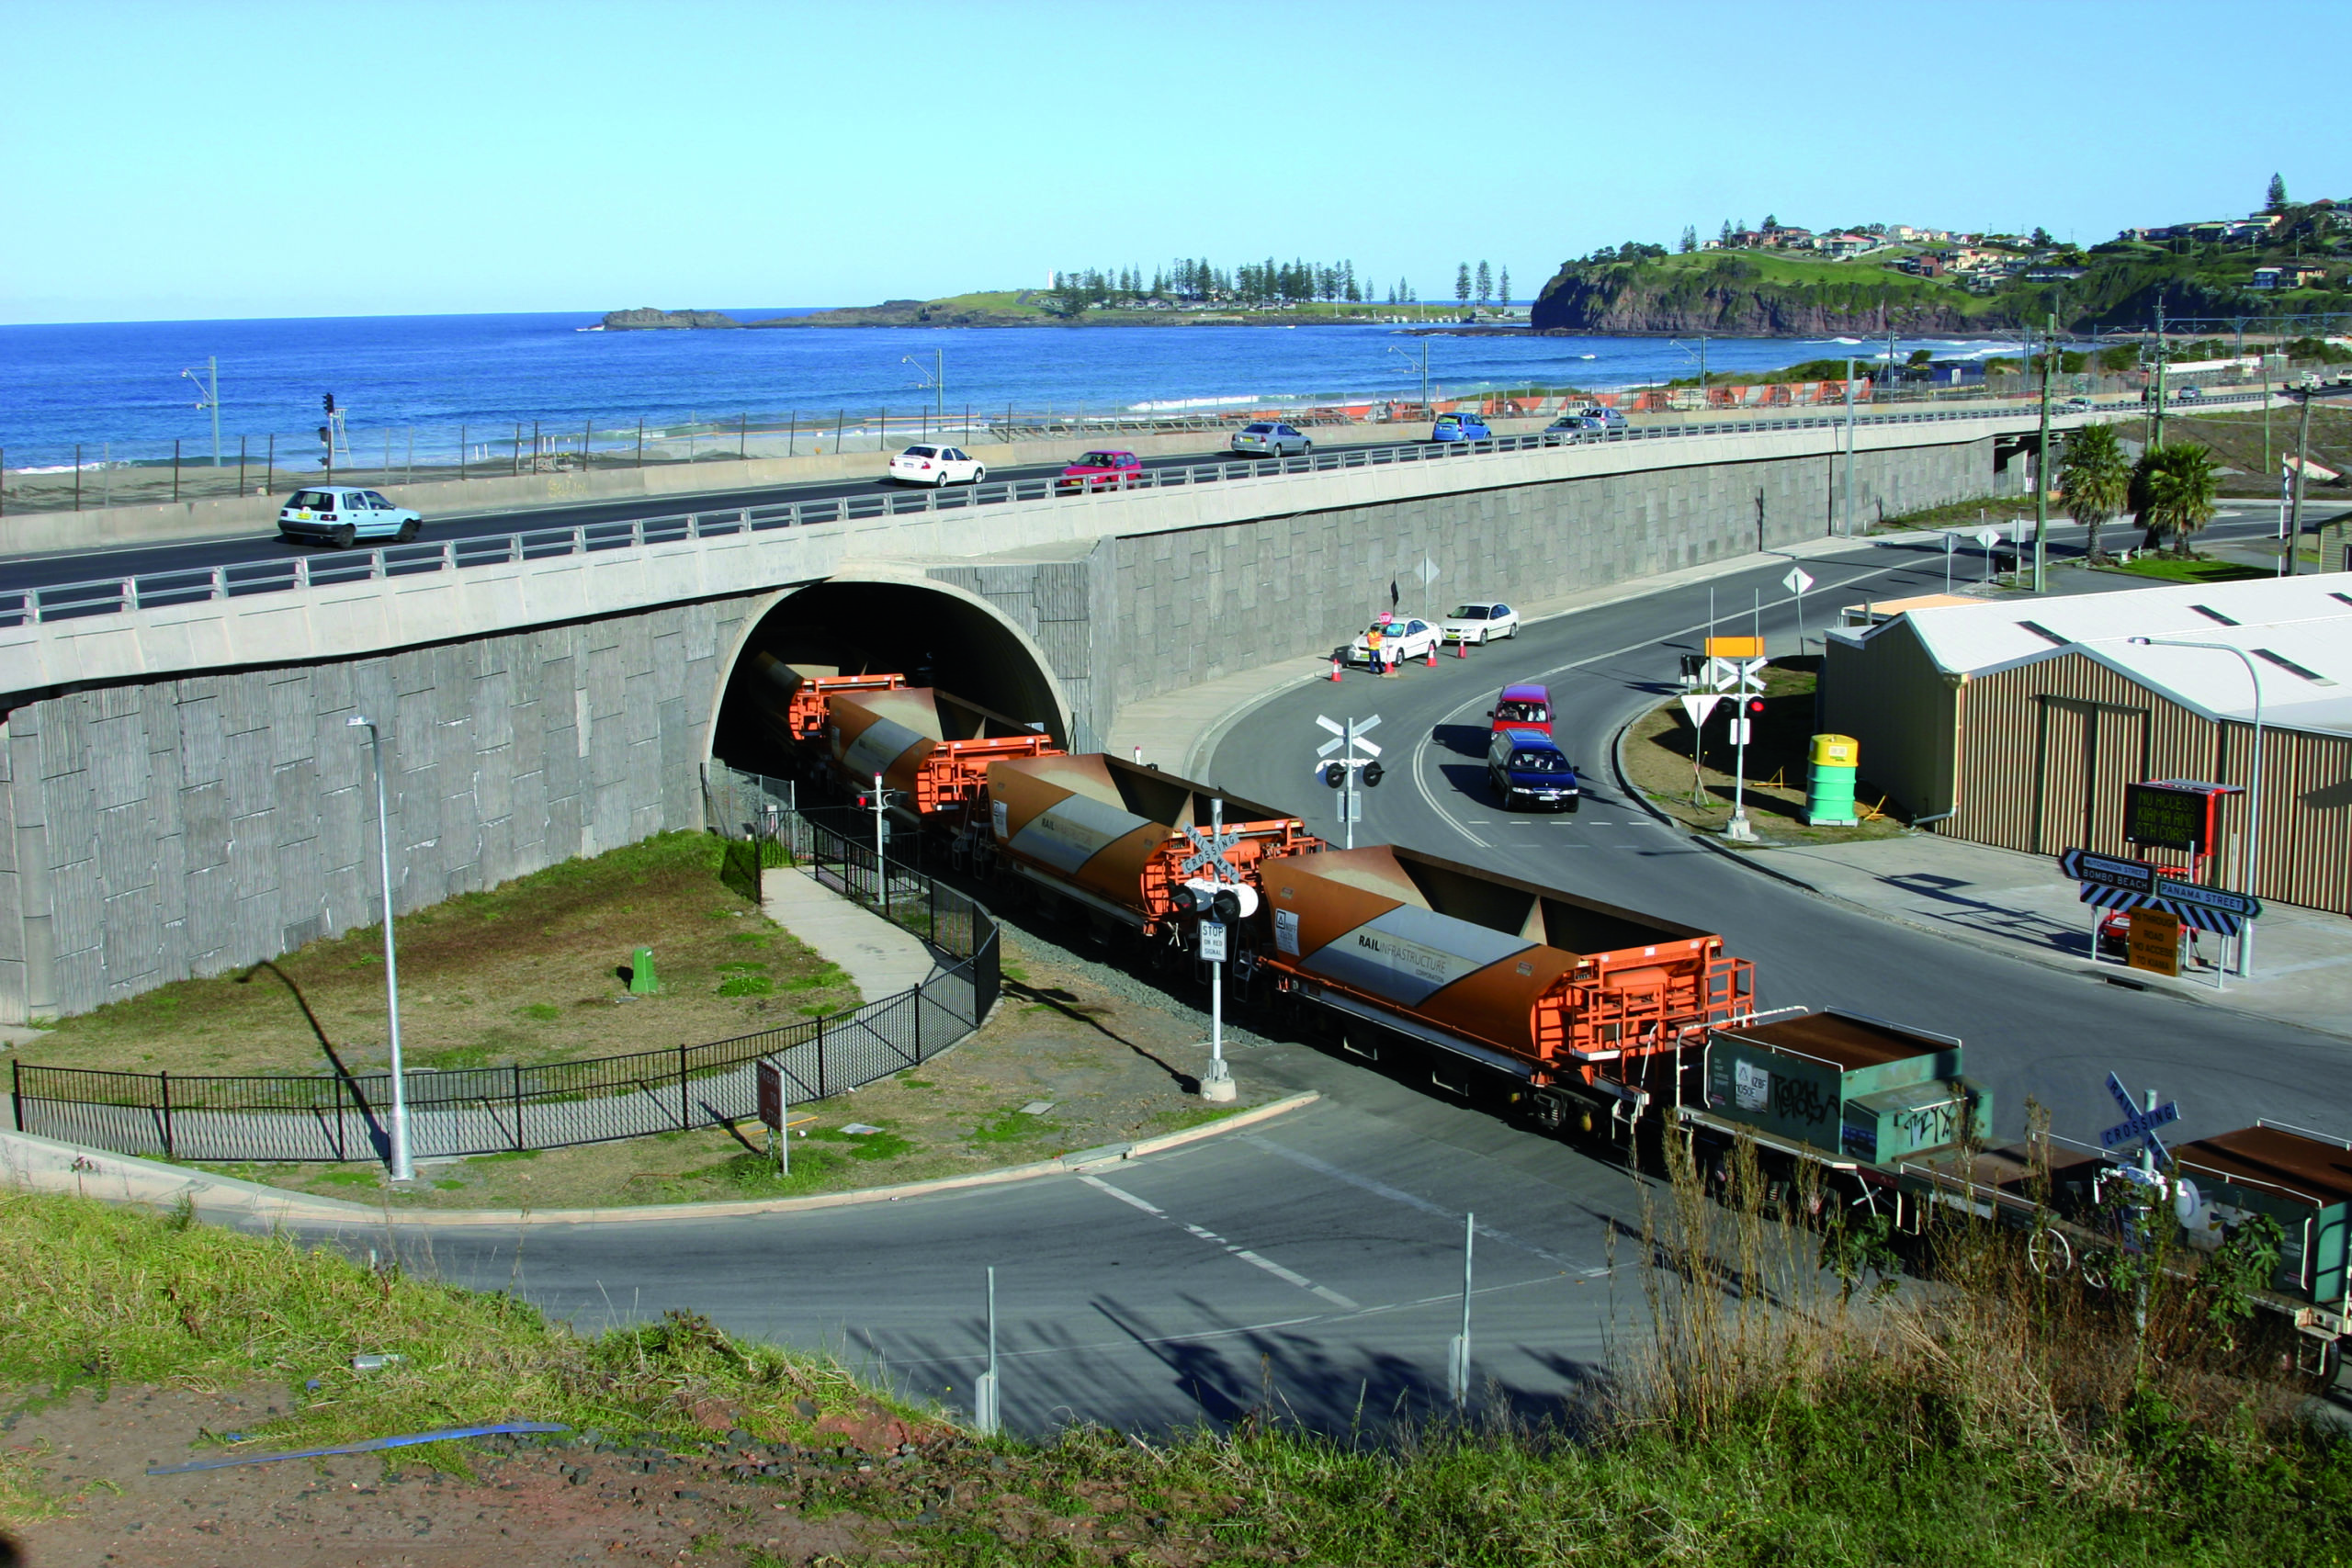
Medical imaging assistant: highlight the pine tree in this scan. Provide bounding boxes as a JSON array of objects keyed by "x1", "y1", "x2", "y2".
[
  {"x1": 1680, "y1": 225, "x2": 1698, "y2": 254},
  {"x1": 1720, "y1": 219, "x2": 1734, "y2": 244},
  {"x1": 1498, "y1": 265, "x2": 1510, "y2": 306},
  {"x1": 1475, "y1": 260, "x2": 1493, "y2": 305},
  {"x1": 1455, "y1": 263, "x2": 1472, "y2": 305},
  {"x1": 2267, "y1": 172, "x2": 2290, "y2": 212}
]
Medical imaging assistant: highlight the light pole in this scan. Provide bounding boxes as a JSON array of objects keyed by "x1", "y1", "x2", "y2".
[
  {"x1": 1388, "y1": 342, "x2": 1430, "y2": 417},
  {"x1": 902, "y1": 350, "x2": 944, "y2": 434},
  {"x1": 2032, "y1": 310, "x2": 2054, "y2": 592},
  {"x1": 181, "y1": 357, "x2": 221, "y2": 468},
  {"x1": 347, "y1": 714, "x2": 413, "y2": 1179},
  {"x1": 2131, "y1": 637, "x2": 2264, "y2": 976}
]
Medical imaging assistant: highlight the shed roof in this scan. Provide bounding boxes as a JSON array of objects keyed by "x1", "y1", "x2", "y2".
[{"x1": 1829, "y1": 572, "x2": 2352, "y2": 735}]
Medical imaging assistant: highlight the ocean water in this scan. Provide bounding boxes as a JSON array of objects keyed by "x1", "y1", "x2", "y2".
[{"x1": 0, "y1": 310, "x2": 2008, "y2": 469}]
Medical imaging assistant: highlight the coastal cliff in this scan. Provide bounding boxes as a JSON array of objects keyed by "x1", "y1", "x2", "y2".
[
  {"x1": 1529, "y1": 254, "x2": 2004, "y2": 336},
  {"x1": 601, "y1": 307, "x2": 741, "y2": 330}
]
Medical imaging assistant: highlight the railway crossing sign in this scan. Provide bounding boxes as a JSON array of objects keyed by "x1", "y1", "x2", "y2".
[
  {"x1": 1180, "y1": 817, "x2": 1248, "y2": 883},
  {"x1": 2100, "y1": 1071, "x2": 2178, "y2": 1166},
  {"x1": 1707, "y1": 657, "x2": 1769, "y2": 694}
]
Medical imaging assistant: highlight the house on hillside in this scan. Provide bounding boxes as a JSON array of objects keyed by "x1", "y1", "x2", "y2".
[{"x1": 1820, "y1": 575, "x2": 2352, "y2": 915}]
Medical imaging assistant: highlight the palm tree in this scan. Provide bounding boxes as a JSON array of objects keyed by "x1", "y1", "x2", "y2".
[
  {"x1": 2058, "y1": 423, "x2": 2130, "y2": 561},
  {"x1": 2129, "y1": 442, "x2": 2220, "y2": 556}
]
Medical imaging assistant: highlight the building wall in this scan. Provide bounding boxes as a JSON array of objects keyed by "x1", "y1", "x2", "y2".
[
  {"x1": 1819, "y1": 623, "x2": 1960, "y2": 818},
  {"x1": 0, "y1": 595, "x2": 765, "y2": 1021},
  {"x1": 1949, "y1": 653, "x2": 2350, "y2": 914}
]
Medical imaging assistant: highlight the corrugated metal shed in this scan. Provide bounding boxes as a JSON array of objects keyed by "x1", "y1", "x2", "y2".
[{"x1": 1821, "y1": 573, "x2": 2352, "y2": 914}]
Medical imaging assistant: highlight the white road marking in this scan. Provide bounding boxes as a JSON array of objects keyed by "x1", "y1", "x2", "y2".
[
  {"x1": 1240, "y1": 1134, "x2": 1590, "y2": 1272},
  {"x1": 1082, "y1": 1174, "x2": 1363, "y2": 1311}
]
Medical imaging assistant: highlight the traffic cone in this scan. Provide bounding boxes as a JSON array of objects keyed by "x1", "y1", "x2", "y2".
[
  {"x1": 1425, "y1": 643, "x2": 1437, "y2": 667},
  {"x1": 1456, "y1": 637, "x2": 1468, "y2": 659},
  {"x1": 1329, "y1": 656, "x2": 1343, "y2": 682}
]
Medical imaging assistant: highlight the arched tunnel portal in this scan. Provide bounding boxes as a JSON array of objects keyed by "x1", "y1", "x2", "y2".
[{"x1": 710, "y1": 575, "x2": 1075, "y2": 776}]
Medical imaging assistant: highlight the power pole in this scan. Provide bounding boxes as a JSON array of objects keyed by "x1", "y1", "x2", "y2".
[
  {"x1": 2033, "y1": 311, "x2": 2054, "y2": 592},
  {"x1": 2287, "y1": 389, "x2": 2312, "y2": 577},
  {"x1": 1840, "y1": 359, "x2": 1857, "y2": 537},
  {"x1": 2152, "y1": 298, "x2": 2168, "y2": 452}
]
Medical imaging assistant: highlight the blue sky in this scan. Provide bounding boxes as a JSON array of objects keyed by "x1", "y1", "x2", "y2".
[{"x1": 4, "y1": 0, "x2": 2345, "y2": 324}]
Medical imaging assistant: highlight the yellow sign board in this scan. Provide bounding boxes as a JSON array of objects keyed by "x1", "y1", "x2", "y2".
[
  {"x1": 1704, "y1": 637, "x2": 1765, "y2": 659},
  {"x1": 2127, "y1": 908, "x2": 2181, "y2": 978}
]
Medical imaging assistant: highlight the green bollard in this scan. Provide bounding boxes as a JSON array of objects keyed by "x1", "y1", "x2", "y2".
[{"x1": 628, "y1": 946, "x2": 661, "y2": 995}]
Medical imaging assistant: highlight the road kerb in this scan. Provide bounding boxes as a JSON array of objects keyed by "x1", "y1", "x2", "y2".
[{"x1": 1, "y1": 1091, "x2": 1323, "y2": 1229}]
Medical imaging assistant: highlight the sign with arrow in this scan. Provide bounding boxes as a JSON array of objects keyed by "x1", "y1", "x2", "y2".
[{"x1": 2058, "y1": 846, "x2": 2155, "y2": 897}]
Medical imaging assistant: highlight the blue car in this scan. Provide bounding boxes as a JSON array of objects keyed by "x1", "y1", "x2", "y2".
[
  {"x1": 1486, "y1": 728, "x2": 1580, "y2": 812},
  {"x1": 1430, "y1": 412, "x2": 1493, "y2": 443}
]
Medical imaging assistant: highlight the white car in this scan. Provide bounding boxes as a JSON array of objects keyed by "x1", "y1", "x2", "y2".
[
  {"x1": 1343, "y1": 616, "x2": 1439, "y2": 666},
  {"x1": 887, "y1": 444, "x2": 987, "y2": 486},
  {"x1": 277, "y1": 485, "x2": 422, "y2": 548},
  {"x1": 1439, "y1": 602, "x2": 1521, "y2": 644}
]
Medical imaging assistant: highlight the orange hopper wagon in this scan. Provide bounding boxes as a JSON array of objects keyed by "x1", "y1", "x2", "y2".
[
  {"x1": 745, "y1": 653, "x2": 908, "y2": 748},
  {"x1": 825, "y1": 686, "x2": 1061, "y2": 818},
  {"x1": 1256, "y1": 844, "x2": 1753, "y2": 1131},
  {"x1": 981, "y1": 753, "x2": 1321, "y2": 935}
]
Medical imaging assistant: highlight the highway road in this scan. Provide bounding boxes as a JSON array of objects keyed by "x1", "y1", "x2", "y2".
[{"x1": 350, "y1": 502, "x2": 2346, "y2": 1442}]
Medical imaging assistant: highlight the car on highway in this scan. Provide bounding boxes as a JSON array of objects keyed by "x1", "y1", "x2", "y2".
[
  {"x1": 277, "y1": 485, "x2": 422, "y2": 548},
  {"x1": 2063, "y1": 396, "x2": 2094, "y2": 412},
  {"x1": 887, "y1": 444, "x2": 987, "y2": 486},
  {"x1": 1545, "y1": 406, "x2": 1624, "y2": 434},
  {"x1": 1487, "y1": 682, "x2": 1552, "y2": 734},
  {"x1": 1230, "y1": 422, "x2": 1312, "y2": 457},
  {"x1": 2177, "y1": 384, "x2": 2203, "y2": 401},
  {"x1": 1439, "y1": 602, "x2": 1521, "y2": 644},
  {"x1": 1430, "y1": 412, "x2": 1492, "y2": 444},
  {"x1": 1343, "y1": 615, "x2": 1439, "y2": 667},
  {"x1": 1487, "y1": 728, "x2": 1580, "y2": 811},
  {"x1": 1057, "y1": 450, "x2": 1146, "y2": 491}
]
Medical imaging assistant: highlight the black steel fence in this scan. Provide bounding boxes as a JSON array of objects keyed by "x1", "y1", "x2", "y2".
[{"x1": 9, "y1": 798, "x2": 998, "y2": 1167}]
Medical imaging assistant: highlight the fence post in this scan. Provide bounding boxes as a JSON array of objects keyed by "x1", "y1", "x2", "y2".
[
  {"x1": 9, "y1": 1059, "x2": 20, "y2": 1131},
  {"x1": 333, "y1": 1069, "x2": 345, "y2": 1161},
  {"x1": 514, "y1": 1062, "x2": 525, "y2": 1151},
  {"x1": 816, "y1": 1014, "x2": 827, "y2": 1100},
  {"x1": 173, "y1": 439, "x2": 181, "y2": 502},
  {"x1": 159, "y1": 1069, "x2": 173, "y2": 1158},
  {"x1": 678, "y1": 1043, "x2": 689, "y2": 1130}
]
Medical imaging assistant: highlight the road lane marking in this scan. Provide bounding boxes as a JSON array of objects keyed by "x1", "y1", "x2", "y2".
[
  {"x1": 1082, "y1": 1174, "x2": 1362, "y2": 1310},
  {"x1": 1239, "y1": 1134, "x2": 1595, "y2": 1272}
]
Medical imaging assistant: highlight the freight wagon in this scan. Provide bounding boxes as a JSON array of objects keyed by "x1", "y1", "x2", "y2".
[
  {"x1": 743, "y1": 655, "x2": 907, "y2": 748},
  {"x1": 1890, "y1": 1120, "x2": 2352, "y2": 1381},
  {"x1": 823, "y1": 684, "x2": 1060, "y2": 820},
  {"x1": 975, "y1": 753, "x2": 1322, "y2": 936},
  {"x1": 1253, "y1": 843, "x2": 1754, "y2": 1133}
]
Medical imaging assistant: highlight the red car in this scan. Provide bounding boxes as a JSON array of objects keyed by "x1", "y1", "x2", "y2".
[{"x1": 1057, "y1": 449, "x2": 1146, "y2": 491}]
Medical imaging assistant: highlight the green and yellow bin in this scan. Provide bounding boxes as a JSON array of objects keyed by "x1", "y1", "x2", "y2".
[{"x1": 1806, "y1": 734, "x2": 1860, "y2": 827}]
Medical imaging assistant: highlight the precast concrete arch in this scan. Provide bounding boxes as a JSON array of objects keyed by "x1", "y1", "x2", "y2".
[{"x1": 711, "y1": 569, "x2": 1075, "y2": 775}]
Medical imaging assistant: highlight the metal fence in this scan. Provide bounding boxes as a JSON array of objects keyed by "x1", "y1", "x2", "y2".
[
  {"x1": 8, "y1": 792, "x2": 999, "y2": 1167},
  {"x1": 0, "y1": 397, "x2": 2177, "y2": 631}
]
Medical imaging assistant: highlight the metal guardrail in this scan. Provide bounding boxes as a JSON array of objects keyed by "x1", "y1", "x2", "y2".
[
  {"x1": 0, "y1": 400, "x2": 2158, "y2": 631},
  {"x1": 8, "y1": 793, "x2": 1000, "y2": 1166}
]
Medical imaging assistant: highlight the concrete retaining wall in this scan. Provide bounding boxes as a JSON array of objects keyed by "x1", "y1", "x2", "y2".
[{"x1": 0, "y1": 594, "x2": 763, "y2": 1020}]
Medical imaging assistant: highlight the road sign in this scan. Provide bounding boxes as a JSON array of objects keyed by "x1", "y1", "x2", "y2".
[
  {"x1": 2100, "y1": 1071, "x2": 2179, "y2": 1162},
  {"x1": 1782, "y1": 566, "x2": 1815, "y2": 595},
  {"x1": 1679, "y1": 694, "x2": 1723, "y2": 728},
  {"x1": 2058, "y1": 846, "x2": 2154, "y2": 896},
  {"x1": 2153, "y1": 876, "x2": 2261, "y2": 920},
  {"x1": 1973, "y1": 527, "x2": 2000, "y2": 550},
  {"x1": 1708, "y1": 656, "x2": 1769, "y2": 694},
  {"x1": 756, "y1": 1057, "x2": 788, "y2": 1132},
  {"x1": 2127, "y1": 907, "x2": 2182, "y2": 977},
  {"x1": 1703, "y1": 636, "x2": 1764, "y2": 659},
  {"x1": 1416, "y1": 557, "x2": 1442, "y2": 587},
  {"x1": 1727, "y1": 718, "x2": 1753, "y2": 746},
  {"x1": 1197, "y1": 919, "x2": 1228, "y2": 962}
]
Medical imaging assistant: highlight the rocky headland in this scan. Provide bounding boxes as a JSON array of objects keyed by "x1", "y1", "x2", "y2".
[{"x1": 600, "y1": 307, "x2": 741, "y2": 330}]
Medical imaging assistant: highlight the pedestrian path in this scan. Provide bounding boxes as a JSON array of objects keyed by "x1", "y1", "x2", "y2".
[
  {"x1": 1745, "y1": 832, "x2": 2352, "y2": 1043},
  {"x1": 760, "y1": 864, "x2": 939, "y2": 998}
]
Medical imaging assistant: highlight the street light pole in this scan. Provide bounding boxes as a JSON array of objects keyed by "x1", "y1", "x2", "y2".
[
  {"x1": 2286, "y1": 389, "x2": 2312, "y2": 577},
  {"x1": 2133, "y1": 638, "x2": 2264, "y2": 976},
  {"x1": 347, "y1": 715, "x2": 413, "y2": 1180},
  {"x1": 2033, "y1": 311, "x2": 2054, "y2": 592},
  {"x1": 1840, "y1": 359, "x2": 1857, "y2": 537}
]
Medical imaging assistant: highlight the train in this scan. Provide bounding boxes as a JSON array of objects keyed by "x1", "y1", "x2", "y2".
[{"x1": 743, "y1": 659, "x2": 2352, "y2": 1378}]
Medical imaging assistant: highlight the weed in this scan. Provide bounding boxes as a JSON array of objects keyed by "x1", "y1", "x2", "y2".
[{"x1": 519, "y1": 1003, "x2": 561, "y2": 1022}]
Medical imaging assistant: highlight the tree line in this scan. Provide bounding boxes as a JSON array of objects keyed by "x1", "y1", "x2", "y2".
[{"x1": 1045, "y1": 258, "x2": 1372, "y2": 317}]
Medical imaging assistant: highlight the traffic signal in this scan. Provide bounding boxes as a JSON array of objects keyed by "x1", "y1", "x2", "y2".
[
  {"x1": 1745, "y1": 696, "x2": 1766, "y2": 718},
  {"x1": 1173, "y1": 877, "x2": 1258, "y2": 920},
  {"x1": 1322, "y1": 761, "x2": 1346, "y2": 788},
  {"x1": 322, "y1": 392, "x2": 335, "y2": 415},
  {"x1": 1362, "y1": 760, "x2": 1385, "y2": 788}
]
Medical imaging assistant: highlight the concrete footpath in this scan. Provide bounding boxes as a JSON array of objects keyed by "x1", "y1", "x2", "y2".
[
  {"x1": 1733, "y1": 832, "x2": 2352, "y2": 1043},
  {"x1": 759, "y1": 864, "x2": 939, "y2": 998}
]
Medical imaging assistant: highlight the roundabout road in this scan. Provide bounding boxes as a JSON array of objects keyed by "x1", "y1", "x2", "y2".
[{"x1": 351, "y1": 508, "x2": 2345, "y2": 1439}]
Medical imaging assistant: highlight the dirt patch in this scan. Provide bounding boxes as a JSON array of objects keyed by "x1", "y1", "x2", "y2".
[
  {"x1": 18, "y1": 834, "x2": 859, "y2": 1079},
  {"x1": 2, "y1": 1381, "x2": 1212, "y2": 1567},
  {"x1": 189, "y1": 930, "x2": 1265, "y2": 1211},
  {"x1": 1622, "y1": 660, "x2": 1912, "y2": 846}
]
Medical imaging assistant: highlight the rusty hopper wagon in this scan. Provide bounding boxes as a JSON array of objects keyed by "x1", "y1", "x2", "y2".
[
  {"x1": 1682, "y1": 1010, "x2": 1990, "y2": 1180},
  {"x1": 1254, "y1": 843, "x2": 1753, "y2": 1131},
  {"x1": 980, "y1": 753, "x2": 1319, "y2": 935},
  {"x1": 825, "y1": 685, "x2": 1060, "y2": 818},
  {"x1": 744, "y1": 654, "x2": 908, "y2": 747}
]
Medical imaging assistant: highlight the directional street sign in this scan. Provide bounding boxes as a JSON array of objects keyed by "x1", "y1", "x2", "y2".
[
  {"x1": 2152, "y1": 877, "x2": 2261, "y2": 920},
  {"x1": 2100, "y1": 1071, "x2": 2179, "y2": 1166},
  {"x1": 1782, "y1": 566, "x2": 1815, "y2": 595},
  {"x1": 2058, "y1": 846, "x2": 2155, "y2": 896},
  {"x1": 1679, "y1": 694, "x2": 1724, "y2": 728}
]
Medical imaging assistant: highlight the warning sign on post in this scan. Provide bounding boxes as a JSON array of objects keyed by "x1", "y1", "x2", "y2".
[{"x1": 2127, "y1": 908, "x2": 2182, "y2": 978}]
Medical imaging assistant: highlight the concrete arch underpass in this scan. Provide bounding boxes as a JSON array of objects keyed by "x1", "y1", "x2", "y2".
[{"x1": 713, "y1": 576, "x2": 1073, "y2": 775}]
